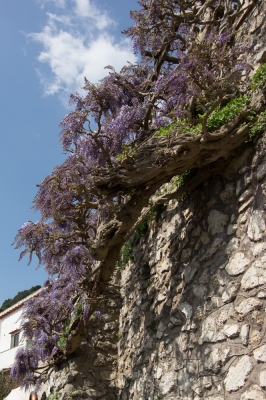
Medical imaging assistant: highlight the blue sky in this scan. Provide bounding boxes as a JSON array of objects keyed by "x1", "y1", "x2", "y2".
[{"x1": 0, "y1": 0, "x2": 138, "y2": 305}]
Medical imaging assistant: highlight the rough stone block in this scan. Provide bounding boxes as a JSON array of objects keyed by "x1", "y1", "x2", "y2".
[
  {"x1": 234, "y1": 298, "x2": 262, "y2": 316},
  {"x1": 257, "y1": 163, "x2": 266, "y2": 181},
  {"x1": 254, "y1": 344, "x2": 266, "y2": 362},
  {"x1": 223, "y1": 324, "x2": 240, "y2": 338},
  {"x1": 238, "y1": 189, "x2": 253, "y2": 203},
  {"x1": 247, "y1": 210, "x2": 266, "y2": 241},
  {"x1": 241, "y1": 260, "x2": 266, "y2": 290},
  {"x1": 225, "y1": 252, "x2": 250, "y2": 276},
  {"x1": 222, "y1": 281, "x2": 240, "y2": 303},
  {"x1": 199, "y1": 304, "x2": 232, "y2": 344},
  {"x1": 240, "y1": 384, "x2": 266, "y2": 400},
  {"x1": 224, "y1": 355, "x2": 253, "y2": 392},
  {"x1": 208, "y1": 210, "x2": 229, "y2": 234},
  {"x1": 240, "y1": 324, "x2": 250, "y2": 346},
  {"x1": 260, "y1": 370, "x2": 266, "y2": 388}
]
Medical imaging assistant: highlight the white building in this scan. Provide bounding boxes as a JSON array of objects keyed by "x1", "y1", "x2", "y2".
[{"x1": 0, "y1": 289, "x2": 42, "y2": 400}]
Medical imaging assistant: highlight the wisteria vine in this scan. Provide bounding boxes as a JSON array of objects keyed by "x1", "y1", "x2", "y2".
[{"x1": 11, "y1": 0, "x2": 255, "y2": 389}]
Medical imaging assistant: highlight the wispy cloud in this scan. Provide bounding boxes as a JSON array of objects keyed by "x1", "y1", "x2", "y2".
[
  {"x1": 36, "y1": 0, "x2": 67, "y2": 8},
  {"x1": 30, "y1": 0, "x2": 136, "y2": 101}
]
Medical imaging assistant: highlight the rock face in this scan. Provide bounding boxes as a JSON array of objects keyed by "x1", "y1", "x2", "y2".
[{"x1": 39, "y1": 4, "x2": 266, "y2": 399}]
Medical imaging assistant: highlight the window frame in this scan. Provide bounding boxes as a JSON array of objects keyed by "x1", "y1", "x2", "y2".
[{"x1": 10, "y1": 331, "x2": 20, "y2": 348}]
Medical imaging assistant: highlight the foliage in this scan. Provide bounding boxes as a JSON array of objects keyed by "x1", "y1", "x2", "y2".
[
  {"x1": 133, "y1": 218, "x2": 149, "y2": 242},
  {"x1": 115, "y1": 142, "x2": 135, "y2": 161},
  {"x1": 154, "y1": 169, "x2": 197, "y2": 201},
  {"x1": 199, "y1": 96, "x2": 249, "y2": 131},
  {"x1": 11, "y1": 0, "x2": 256, "y2": 389},
  {"x1": 251, "y1": 63, "x2": 266, "y2": 90},
  {"x1": 154, "y1": 96, "x2": 250, "y2": 138},
  {"x1": 0, "y1": 285, "x2": 41, "y2": 312},
  {"x1": 170, "y1": 170, "x2": 197, "y2": 191},
  {"x1": 118, "y1": 242, "x2": 134, "y2": 269},
  {"x1": 133, "y1": 204, "x2": 164, "y2": 243},
  {"x1": 57, "y1": 336, "x2": 67, "y2": 349},
  {"x1": 154, "y1": 120, "x2": 202, "y2": 137},
  {"x1": 249, "y1": 111, "x2": 266, "y2": 139},
  {"x1": 118, "y1": 204, "x2": 163, "y2": 268},
  {"x1": 125, "y1": 376, "x2": 132, "y2": 384}
]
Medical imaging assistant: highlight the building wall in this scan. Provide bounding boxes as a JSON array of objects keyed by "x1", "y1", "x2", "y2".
[
  {"x1": 0, "y1": 290, "x2": 42, "y2": 372},
  {"x1": 0, "y1": 308, "x2": 23, "y2": 371}
]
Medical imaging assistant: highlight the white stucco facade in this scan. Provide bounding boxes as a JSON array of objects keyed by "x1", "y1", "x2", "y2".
[
  {"x1": 0, "y1": 289, "x2": 42, "y2": 371},
  {"x1": 0, "y1": 304, "x2": 24, "y2": 371},
  {"x1": 0, "y1": 290, "x2": 42, "y2": 400}
]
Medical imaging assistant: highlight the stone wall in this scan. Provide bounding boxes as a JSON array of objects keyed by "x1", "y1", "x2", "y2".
[
  {"x1": 114, "y1": 5, "x2": 266, "y2": 398},
  {"x1": 116, "y1": 133, "x2": 266, "y2": 399}
]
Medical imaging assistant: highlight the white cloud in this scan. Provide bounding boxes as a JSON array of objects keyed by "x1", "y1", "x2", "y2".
[
  {"x1": 36, "y1": 0, "x2": 66, "y2": 8},
  {"x1": 73, "y1": 0, "x2": 112, "y2": 29},
  {"x1": 74, "y1": 0, "x2": 93, "y2": 16},
  {"x1": 45, "y1": 12, "x2": 73, "y2": 28},
  {"x1": 30, "y1": 0, "x2": 136, "y2": 101}
]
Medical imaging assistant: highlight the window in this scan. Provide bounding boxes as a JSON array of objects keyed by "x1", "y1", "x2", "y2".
[{"x1": 10, "y1": 332, "x2": 20, "y2": 348}]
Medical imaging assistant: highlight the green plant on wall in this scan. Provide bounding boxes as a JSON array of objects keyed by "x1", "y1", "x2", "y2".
[
  {"x1": 251, "y1": 62, "x2": 266, "y2": 90},
  {"x1": 118, "y1": 242, "x2": 134, "y2": 269},
  {"x1": 170, "y1": 169, "x2": 196, "y2": 190},
  {"x1": 57, "y1": 303, "x2": 84, "y2": 350},
  {"x1": 249, "y1": 110, "x2": 266, "y2": 139},
  {"x1": 117, "y1": 168, "x2": 196, "y2": 269},
  {"x1": 154, "y1": 95, "x2": 250, "y2": 138},
  {"x1": 154, "y1": 65, "x2": 266, "y2": 141},
  {"x1": 116, "y1": 331, "x2": 122, "y2": 338},
  {"x1": 154, "y1": 119, "x2": 202, "y2": 137},
  {"x1": 125, "y1": 376, "x2": 132, "y2": 384},
  {"x1": 132, "y1": 204, "x2": 164, "y2": 244},
  {"x1": 118, "y1": 203, "x2": 164, "y2": 269},
  {"x1": 115, "y1": 141, "x2": 136, "y2": 161},
  {"x1": 57, "y1": 336, "x2": 67, "y2": 348},
  {"x1": 199, "y1": 96, "x2": 249, "y2": 131}
]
